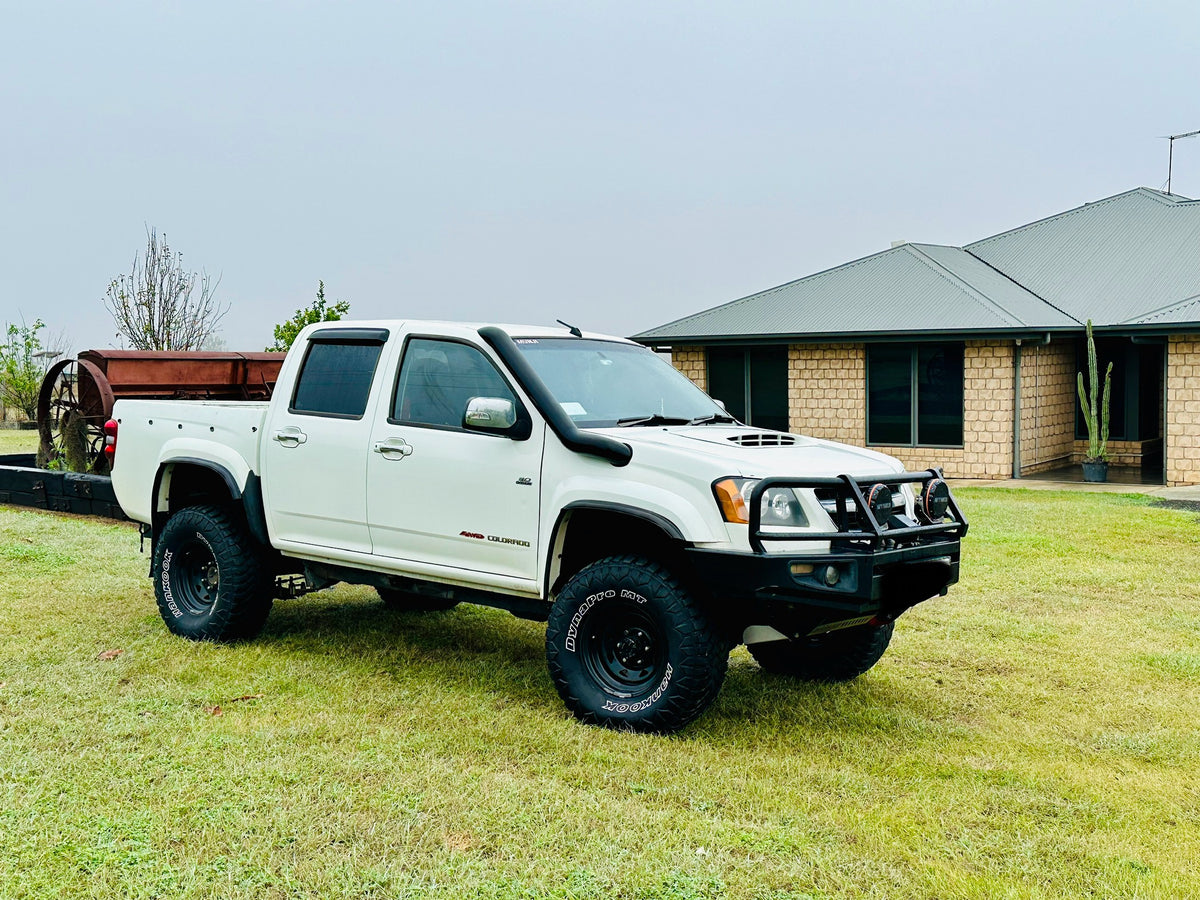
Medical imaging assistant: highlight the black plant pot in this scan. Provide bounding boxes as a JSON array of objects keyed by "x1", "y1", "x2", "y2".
[{"x1": 1082, "y1": 460, "x2": 1108, "y2": 483}]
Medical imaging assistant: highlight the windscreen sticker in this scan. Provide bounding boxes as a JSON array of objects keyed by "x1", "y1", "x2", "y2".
[
  {"x1": 514, "y1": 338, "x2": 540, "y2": 344},
  {"x1": 560, "y1": 402, "x2": 588, "y2": 416}
]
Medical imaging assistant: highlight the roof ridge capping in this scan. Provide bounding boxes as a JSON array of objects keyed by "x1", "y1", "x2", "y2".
[
  {"x1": 1123, "y1": 290, "x2": 1200, "y2": 325},
  {"x1": 967, "y1": 187, "x2": 1190, "y2": 249},
  {"x1": 899, "y1": 243, "x2": 1030, "y2": 328}
]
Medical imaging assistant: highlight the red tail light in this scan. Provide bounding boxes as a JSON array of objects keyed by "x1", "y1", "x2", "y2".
[{"x1": 103, "y1": 419, "x2": 118, "y2": 465}]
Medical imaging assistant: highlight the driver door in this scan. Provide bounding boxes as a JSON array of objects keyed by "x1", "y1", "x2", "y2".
[{"x1": 365, "y1": 336, "x2": 544, "y2": 582}]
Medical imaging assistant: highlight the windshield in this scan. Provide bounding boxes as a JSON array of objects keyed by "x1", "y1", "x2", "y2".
[{"x1": 514, "y1": 338, "x2": 731, "y2": 428}]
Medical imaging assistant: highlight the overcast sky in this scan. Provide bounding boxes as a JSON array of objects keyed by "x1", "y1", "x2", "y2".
[{"x1": 2, "y1": 1, "x2": 1198, "y2": 354}]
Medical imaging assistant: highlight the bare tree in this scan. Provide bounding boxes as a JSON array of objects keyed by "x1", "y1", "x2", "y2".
[{"x1": 104, "y1": 228, "x2": 228, "y2": 350}]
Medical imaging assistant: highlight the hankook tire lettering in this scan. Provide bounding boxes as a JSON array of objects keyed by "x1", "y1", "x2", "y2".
[{"x1": 602, "y1": 663, "x2": 674, "y2": 714}]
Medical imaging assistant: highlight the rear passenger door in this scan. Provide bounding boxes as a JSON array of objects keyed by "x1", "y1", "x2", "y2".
[
  {"x1": 366, "y1": 336, "x2": 544, "y2": 583},
  {"x1": 261, "y1": 328, "x2": 389, "y2": 553}
]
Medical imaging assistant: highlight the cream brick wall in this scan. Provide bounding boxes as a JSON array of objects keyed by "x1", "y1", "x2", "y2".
[
  {"x1": 1019, "y1": 340, "x2": 1076, "y2": 475},
  {"x1": 872, "y1": 341, "x2": 1014, "y2": 479},
  {"x1": 1166, "y1": 335, "x2": 1200, "y2": 486},
  {"x1": 663, "y1": 336, "x2": 1194, "y2": 483},
  {"x1": 785, "y1": 340, "x2": 1013, "y2": 479},
  {"x1": 1073, "y1": 438, "x2": 1160, "y2": 468},
  {"x1": 670, "y1": 346, "x2": 707, "y2": 391},
  {"x1": 786, "y1": 344, "x2": 866, "y2": 445}
]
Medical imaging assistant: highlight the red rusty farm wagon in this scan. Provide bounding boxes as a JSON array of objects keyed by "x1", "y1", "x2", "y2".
[{"x1": 37, "y1": 350, "x2": 285, "y2": 474}]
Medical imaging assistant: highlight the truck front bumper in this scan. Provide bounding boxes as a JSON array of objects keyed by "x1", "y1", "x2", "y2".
[
  {"x1": 685, "y1": 537, "x2": 961, "y2": 632},
  {"x1": 690, "y1": 469, "x2": 967, "y2": 636}
]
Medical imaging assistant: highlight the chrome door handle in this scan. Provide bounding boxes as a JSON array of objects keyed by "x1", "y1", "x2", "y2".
[
  {"x1": 272, "y1": 427, "x2": 308, "y2": 446},
  {"x1": 373, "y1": 439, "x2": 413, "y2": 459}
]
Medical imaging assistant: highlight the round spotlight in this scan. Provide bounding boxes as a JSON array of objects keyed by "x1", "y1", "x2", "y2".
[
  {"x1": 919, "y1": 478, "x2": 951, "y2": 522},
  {"x1": 866, "y1": 483, "x2": 893, "y2": 521}
]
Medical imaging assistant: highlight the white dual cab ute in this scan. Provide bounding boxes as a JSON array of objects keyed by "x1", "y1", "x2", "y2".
[{"x1": 109, "y1": 320, "x2": 967, "y2": 733}]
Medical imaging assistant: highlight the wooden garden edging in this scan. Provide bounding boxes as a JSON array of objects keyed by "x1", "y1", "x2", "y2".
[{"x1": 0, "y1": 454, "x2": 128, "y2": 520}]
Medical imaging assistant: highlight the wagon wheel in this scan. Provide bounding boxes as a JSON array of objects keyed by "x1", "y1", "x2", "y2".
[{"x1": 37, "y1": 358, "x2": 115, "y2": 475}]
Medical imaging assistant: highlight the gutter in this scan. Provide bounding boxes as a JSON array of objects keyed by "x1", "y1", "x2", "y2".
[{"x1": 632, "y1": 328, "x2": 1082, "y2": 351}]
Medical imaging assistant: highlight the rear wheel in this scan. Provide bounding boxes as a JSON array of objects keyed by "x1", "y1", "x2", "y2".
[
  {"x1": 153, "y1": 505, "x2": 272, "y2": 642},
  {"x1": 546, "y1": 555, "x2": 727, "y2": 733},
  {"x1": 749, "y1": 622, "x2": 894, "y2": 681}
]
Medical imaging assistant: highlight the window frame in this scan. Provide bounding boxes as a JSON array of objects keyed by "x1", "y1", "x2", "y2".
[
  {"x1": 865, "y1": 341, "x2": 965, "y2": 449},
  {"x1": 386, "y1": 334, "x2": 528, "y2": 437}
]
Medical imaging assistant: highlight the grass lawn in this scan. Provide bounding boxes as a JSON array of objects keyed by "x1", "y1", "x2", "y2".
[
  {"x1": 0, "y1": 427, "x2": 38, "y2": 456},
  {"x1": 1, "y1": 489, "x2": 1198, "y2": 898}
]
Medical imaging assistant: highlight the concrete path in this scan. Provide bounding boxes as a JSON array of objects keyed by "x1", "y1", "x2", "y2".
[{"x1": 951, "y1": 477, "x2": 1200, "y2": 502}]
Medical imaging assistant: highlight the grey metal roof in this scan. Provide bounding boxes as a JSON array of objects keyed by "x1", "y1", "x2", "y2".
[
  {"x1": 966, "y1": 188, "x2": 1200, "y2": 329},
  {"x1": 635, "y1": 187, "x2": 1200, "y2": 344},
  {"x1": 634, "y1": 242, "x2": 1077, "y2": 343}
]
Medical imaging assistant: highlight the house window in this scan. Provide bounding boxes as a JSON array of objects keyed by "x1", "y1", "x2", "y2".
[
  {"x1": 707, "y1": 347, "x2": 789, "y2": 432},
  {"x1": 867, "y1": 343, "x2": 963, "y2": 447}
]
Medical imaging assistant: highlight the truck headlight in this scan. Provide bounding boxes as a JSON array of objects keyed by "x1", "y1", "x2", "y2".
[{"x1": 713, "y1": 478, "x2": 809, "y2": 528}]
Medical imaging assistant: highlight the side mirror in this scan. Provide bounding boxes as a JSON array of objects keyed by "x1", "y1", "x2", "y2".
[{"x1": 464, "y1": 397, "x2": 530, "y2": 439}]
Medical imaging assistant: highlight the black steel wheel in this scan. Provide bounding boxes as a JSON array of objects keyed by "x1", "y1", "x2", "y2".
[
  {"x1": 170, "y1": 534, "x2": 222, "y2": 616},
  {"x1": 153, "y1": 505, "x2": 273, "y2": 642},
  {"x1": 546, "y1": 555, "x2": 727, "y2": 733},
  {"x1": 749, "y1": 622, "x2": 894, "y2": 682}
]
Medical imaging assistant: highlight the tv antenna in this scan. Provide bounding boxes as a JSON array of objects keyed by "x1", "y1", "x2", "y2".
[{"x1": 1165, "y1": 128, "x2": 1200, "y2": 194}]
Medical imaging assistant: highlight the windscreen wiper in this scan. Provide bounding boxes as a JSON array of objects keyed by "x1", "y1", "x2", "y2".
[
  {"x1": 687, "y1": 413, "x2": 738, "y2": 425},
  {"x1": 616, "y1": 414, "x2": 692, "y2": 427}
]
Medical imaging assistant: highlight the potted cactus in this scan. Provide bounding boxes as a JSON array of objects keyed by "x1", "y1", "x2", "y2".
[{"x1": 1076, "y1": 319, "x2": 1112, "y2": 482}]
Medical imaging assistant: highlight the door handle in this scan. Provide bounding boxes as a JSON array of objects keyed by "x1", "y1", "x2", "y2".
[
  {"x1": 272, "y1": 427, "x2": 308, "y2": 447},
  {"x1": 373, "y1": 439, "x2": 413, "y2": 459}
]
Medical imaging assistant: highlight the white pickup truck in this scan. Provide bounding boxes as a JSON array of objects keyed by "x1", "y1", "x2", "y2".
[{"x1": 109, "y1": 320, "x2": 966, "y2": 733}]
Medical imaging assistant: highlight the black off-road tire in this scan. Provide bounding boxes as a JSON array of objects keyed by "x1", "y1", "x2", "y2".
[
  {"x1": 153, "y1": 505, "x2": 273, "y2": 642},
  {"x1": 546, "y1": 555, "x2": 727, "y2": 734},
  {"x1": 376, "y1": 587, "x2": 459, "y2": 612},
  {"x1": 749, "y1": 622, "x2": 895, "y2": 682}
]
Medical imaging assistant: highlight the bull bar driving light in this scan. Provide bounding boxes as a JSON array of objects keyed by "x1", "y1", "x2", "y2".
[{"x1": 741, "y1": 470, "x2": 968, "y2": 554}]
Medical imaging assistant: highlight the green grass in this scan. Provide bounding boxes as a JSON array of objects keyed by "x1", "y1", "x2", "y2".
[
  {"x1": 0, "y1": 427, "x2": 37, "y2": 456},
  {"x1": 2, "y1": 489, "x2": 1199, "y2": 898}
]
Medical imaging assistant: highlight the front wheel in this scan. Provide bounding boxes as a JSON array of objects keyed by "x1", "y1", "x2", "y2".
[
  {"x1": 546, "y1": 556, "x2": 727, "y2": 733},
  {"x1": 749, "y1": 622, "x2": 894, "y2": 681},
  {"x1": 153, "y1": 505, "x2": 273, "y2": 642}
]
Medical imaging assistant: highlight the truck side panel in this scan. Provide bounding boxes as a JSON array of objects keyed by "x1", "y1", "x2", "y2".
[{"x1": 111, "y1": 400, "x2": 268, "y2": 524}]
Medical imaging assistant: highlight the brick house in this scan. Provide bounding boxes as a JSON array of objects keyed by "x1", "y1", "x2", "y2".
[{"x1": 634, "y1": 188, "x2": 1200, "y2": 485}]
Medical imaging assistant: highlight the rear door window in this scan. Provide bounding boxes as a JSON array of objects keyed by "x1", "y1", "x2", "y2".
[{"x1": 291, "y1": 340, "x2": 384, "y2": 418}]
